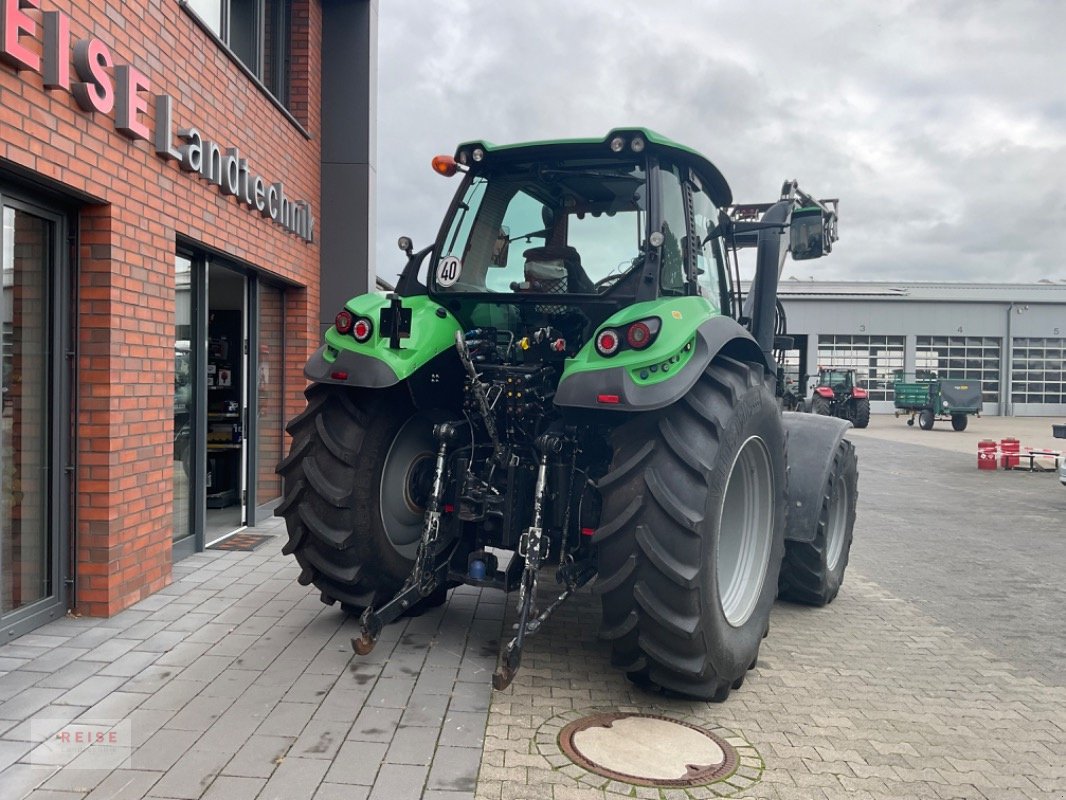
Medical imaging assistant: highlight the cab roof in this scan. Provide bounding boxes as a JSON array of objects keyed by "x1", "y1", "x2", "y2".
[{"x1": 453, "y1": 127, "x2": 733, "y2": 206}]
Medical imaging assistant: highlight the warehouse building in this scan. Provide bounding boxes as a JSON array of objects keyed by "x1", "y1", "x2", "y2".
[
  {"x1": 778, "y1": 281, "x2": 1066, "y2": 417},
  {"x1": 0, "y1": 0, "x2": 378, "y2": 638}
]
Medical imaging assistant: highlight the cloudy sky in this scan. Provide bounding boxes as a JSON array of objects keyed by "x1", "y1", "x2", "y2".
[{"x1": 375, "y1": 0, "x2": 1066, "y2": 286}]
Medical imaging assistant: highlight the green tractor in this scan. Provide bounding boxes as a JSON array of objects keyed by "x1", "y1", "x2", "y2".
[{"x1": 276, "y1": 129, "x2": 857, "y2": 701}]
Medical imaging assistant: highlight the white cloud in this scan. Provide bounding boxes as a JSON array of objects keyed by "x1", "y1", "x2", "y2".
[{"x1": 374, "y1": 0, "x2": 1066, "y2": 284}]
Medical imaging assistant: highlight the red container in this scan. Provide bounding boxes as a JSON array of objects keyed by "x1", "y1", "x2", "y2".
[
  {"x1": 1000, "y1": 437, "x2": 1020, "y2": 469},
  {"x1": 977, "y1": 440, "x2": 997, "y2": 471}
]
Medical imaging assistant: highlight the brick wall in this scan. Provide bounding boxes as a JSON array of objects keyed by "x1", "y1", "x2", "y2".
[{"x1": 0, "y1": 0, "x2": 324, "y2": 616}]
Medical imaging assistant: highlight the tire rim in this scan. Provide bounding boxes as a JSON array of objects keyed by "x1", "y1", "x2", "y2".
[
  {"x1": 716, "y1": 436, "x2": 774, "y2": 628},
  {"x1": 825, "y1": 473, "x2": 850, "y2": 571},
  {"x1": 379, "y1": 414, "x2": 437, "y2": 559}
]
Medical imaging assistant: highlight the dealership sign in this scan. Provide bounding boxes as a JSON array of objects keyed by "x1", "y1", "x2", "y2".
[{"x1": 0, "y1": 0, "x2": 314, "y2": 242}]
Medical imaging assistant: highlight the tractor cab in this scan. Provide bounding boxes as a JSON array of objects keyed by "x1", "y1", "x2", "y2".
[
  {"x1": 817, "y1": 368, "x2": 857, "y2": 395},
  {"x1": 396, "y1": 130, "x2": 738, "y2": 345}
]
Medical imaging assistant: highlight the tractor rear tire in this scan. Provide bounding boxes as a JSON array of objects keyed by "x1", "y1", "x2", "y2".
[
  {"x1": 951, "y1": 414, "x2": 968, "y2": 432},
  {"x1": 594, "y1": 356, "x2": 786, "y2": 701},
  {"x1": 275, "y1": 383, "x2": 442, "y2": 612},
  {"x1": 852, "y1": 398, "x2": 871, "y2": 429},
  {"x1": 778, "y1": 438, "x2": 857, "y2": 606},
  {"x1": 919, "y1": 409, "x2": 935, "y2": 430},
  {"x1": 811, "y1": 396, "x2": 831, "y2": 416}
]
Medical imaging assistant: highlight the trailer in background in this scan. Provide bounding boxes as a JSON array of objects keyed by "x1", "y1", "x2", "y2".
[{"x1": 892, "y1": 370, "x2": 982, "y2": 431}]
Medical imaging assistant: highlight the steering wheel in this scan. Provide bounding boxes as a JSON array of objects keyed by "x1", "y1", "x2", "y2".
[{"x1": 594, "y1": 271, "x2": 625, "y2": 291}]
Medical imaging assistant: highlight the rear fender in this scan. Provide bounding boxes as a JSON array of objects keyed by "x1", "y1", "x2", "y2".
[
  {"x1": 305, "y1": 293, "x2": 461, "y2": 389},
  {"x1": 555, "y1": 303, "x2": 770, "y2": 412},
  {"x1": 782, "y1": 411, "x2": 852, "y2": 543},
  {"x1": 814, "y1": 386, "x2": 835, "y2": 398}
]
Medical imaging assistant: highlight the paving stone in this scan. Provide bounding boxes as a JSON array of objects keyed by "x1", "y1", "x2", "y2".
[
  {"x1": 83, "y1": 768, "x2": 164, "y2": 800},
  {"x1": 369, "y1": 762, "x2": 429, "y2": 800},
  {"x1": 139, "y1": 681, "x2": 206, "y2": 712},
  {"x1": 1, "y1": 704, "x2": 87, "y2": 744},
  {"x1": 385, "y1": 724, "x2": 440, "y2": 766},
  {"x1": 347, "y1": 706, "x2": 403, "y2": 743},
  {"x1": 80, "y1": 638, "x2": 140, "y2": 664},
  {"x1": 0, "y1": 763, "x2": 58, "y2": 798},
  {"x1": 146, "y1": 747, "x2": 229, "y2": 799},
  {"x1": 400, "y1": 692, "x2": 451, "y2": 728},
  {"x1": 131, "y1": 728, "x2": 200, "y2": 771},
  {"x1": 96, "y1": 651, "x2": 162, "y2": 679},
  {"x1": 365, "y1": 677, "x2": 415, "y2": 709},
  {"x1": 163, "y1": 693, "x2": 233, "y2": 732},
  {"x1": 134, "y1": 632, "x2": 189, "y2": 654},
  {"x1": 427, "y1": 745, "x2": 482, "y2": 793},
  {"x1": 257, "y1": 756, "x2": 329, "y2": 800},
  {"x1": 121, "y1": 666, "x2": 179, "y2": 696},
  {"x1": 255, "y1": 701, "x2": 316, "y2": 737},
  {"x1": 24, "y1": 788, "x2": 89, "y2": 799},
  {"x1": 0, "y1": 688, "x2": 67, "y2": 725},
  {"x1": 54, "y1": 676, "x2": 128, "y2": 708},
  {"x1": 323, "y1": 740, "x2": 387, "y2": 785},
  {"x1": 441, "y1": 710, "x2": 488, "y2": 749},
  {"x1": 38, "y1": 766, "x2": 111, "y2": 794},
  {"x1": 0, "y1": 738, "x2": 35, "y2": 770},
  {"x1": 290, "y1": 718, "x2": 346, "y2": 761},
  {"x1": 312, "y1": 782, "x2": 369, "y2": 800},
  {"x1": 199, "y1": 774, "x2": 265, "y2": 800},
  {"x1": 221, "y1": 734, "x2": 294, "y2": 779},
  {"x1": 447, "y1": 681, "x2": 492, "y2": 714}
]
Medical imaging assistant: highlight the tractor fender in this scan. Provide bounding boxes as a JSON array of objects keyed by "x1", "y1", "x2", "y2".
[
  {"x1": 555, "y1": 314, "x2": 770, "y2": 412},
  {"x1": 781, "y1": 411, "x2": 852, "y2": 543},
  {"x1": 305, "y1": 293, "x2": 462, "y2": 389}
]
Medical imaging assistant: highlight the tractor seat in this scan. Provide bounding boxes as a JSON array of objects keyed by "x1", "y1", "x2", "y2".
[{"x1": 522, "y1": 246, "x2": 594, "y2": 294}]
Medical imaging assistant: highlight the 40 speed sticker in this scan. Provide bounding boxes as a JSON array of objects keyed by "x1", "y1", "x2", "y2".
[{"x1": 436, "y1": 256, "x2": 462, "y2": 287}]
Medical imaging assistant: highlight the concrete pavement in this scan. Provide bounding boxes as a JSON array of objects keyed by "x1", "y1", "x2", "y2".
[{"x1": 0, "y1": 415, "x2": 1062, "y2": 799}]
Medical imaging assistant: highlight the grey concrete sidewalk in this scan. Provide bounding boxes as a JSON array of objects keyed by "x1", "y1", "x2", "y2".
[
  {"x1": 0, "y1": 515, "x2": 502, "y2": 800},
  {"x1": 2, "y1": 418, "x2": 1065, "y2": 800}
]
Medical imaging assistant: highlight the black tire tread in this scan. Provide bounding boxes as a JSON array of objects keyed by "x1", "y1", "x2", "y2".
[
  {"x1": 778, "y1": 438, "x2": 858, "y2": 606},
  {"x1": 853, "y1": 398, "x2": 871, "y2": 429},
  {"x1": 594, "y1": 356, "x2": 785, "y2": 701},
  {"x1": 276, "y1": 384, "x2": 414, "y2": 610}
]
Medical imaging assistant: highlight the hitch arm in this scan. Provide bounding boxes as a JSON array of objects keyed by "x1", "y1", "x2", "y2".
[
  {"x1": 492, "y1": 432, "x2": 562, "y2": 690},
  {"x1": 351, "y1": 421, "x2": 463, "y2": 656}
]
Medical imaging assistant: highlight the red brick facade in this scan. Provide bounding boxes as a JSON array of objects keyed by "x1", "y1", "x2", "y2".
[{"x1": 0, "y1": 0, "x2": 323, "y2": 616}]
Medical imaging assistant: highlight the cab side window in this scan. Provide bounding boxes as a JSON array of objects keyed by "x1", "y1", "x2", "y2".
[
  {"x1": 691, "y1": 188, "x2": 724, "y2": 309},
  {"x1": 658, "y1": 164, "x2": 688, "y2": 296}
]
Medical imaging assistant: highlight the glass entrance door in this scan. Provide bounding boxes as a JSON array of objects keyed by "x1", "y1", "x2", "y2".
[
  {"x1": 205, "y1": 263, "x2": 248, "y2": 542},
  {"x1": 1, "y1": 198, "x2": 66, "y2": 636}
]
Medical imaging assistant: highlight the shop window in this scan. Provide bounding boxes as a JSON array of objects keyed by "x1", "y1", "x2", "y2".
[{"x1": 182, "y1": 0, "x2": 293, "y2": 106}]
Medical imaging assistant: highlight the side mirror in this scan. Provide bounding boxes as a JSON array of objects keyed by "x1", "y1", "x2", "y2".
[{"x1": 789, "y1": 207, "x2": 828, "y2": 260}]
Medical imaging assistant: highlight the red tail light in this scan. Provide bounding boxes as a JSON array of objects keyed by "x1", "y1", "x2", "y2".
[
  {"x1": 626, "y1": 321, "x2": 652, "y2": 349},
  {"x1": 352, "y1": 317, "x2": 373, "y2": 342},
  {"x1": 335, "y1": 310, "x2": 353, "y2": 334},
  {"x1": 595, "y1": 329, "x2": 620, "y2": 356}
]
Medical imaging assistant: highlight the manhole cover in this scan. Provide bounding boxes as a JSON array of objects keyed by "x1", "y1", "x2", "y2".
[{"x1": 558, "y1": 712, "x2": 738, "y2": 787}]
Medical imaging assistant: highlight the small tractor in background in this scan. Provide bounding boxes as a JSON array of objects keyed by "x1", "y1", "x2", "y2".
[
  {"x1": 809, "y1": 368, "x2": 871, "y2": 429},
  {"x1": 276, "y1": 129, "x2": 857, "y2": 701}
]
